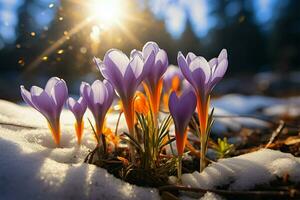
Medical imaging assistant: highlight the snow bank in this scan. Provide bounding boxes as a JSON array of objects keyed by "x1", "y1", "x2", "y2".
[
  {"x1": 181, "y1": 149, "x2": 300, "y2": 190},
  {"x1": 1, "y1": 93, "x2": 300, "y2": 200},
  {"x1": 0, "y1": 100, "x2": 159, "y2": 200}
]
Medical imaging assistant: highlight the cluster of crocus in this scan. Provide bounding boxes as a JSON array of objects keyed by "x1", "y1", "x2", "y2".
[
  {"x1": 20, "y1": 41, "x2": 228, "y2": 178},
  {"x1": 20, "y1": 77, "x2": 114, "y2": 148},
  {"x1": 178, "y1": 49, "x2": 228, "y2": 171}
]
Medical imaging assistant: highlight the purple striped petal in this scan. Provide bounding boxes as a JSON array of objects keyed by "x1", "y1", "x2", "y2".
[
  {"x1": 186, "y1": 52, "x2": 197, "y2": 65},
  {"x1": 218, "y1": 49, "x2": 227, "y2": 63},
  {"x1": 169, "y1": 90, "x2": 196, "y2": 136},
  {"x1": 51, "y1": 79, "x2": 68, "y2": 112},
  {"x1": 103, "y1": 49, "x2": 129, "y2": 76},
  {"x1": 142, "y1": 41, "x2": 159, "y2": 59},
  {"x1": 177, "y1": 52, "x2": 194, "y2": 86},
  {"x1": 30, "y1": 86, "x2": 56, "y2": 120},
  {"x1": 67, "y1": 97, "x2": 86, "y2": 122},
  {"x1": 20, "y1": 85, "x2": 37, "y2": 110},
  {"x1": 45, "y1": 77, "x2": 60, "y2": 96}
]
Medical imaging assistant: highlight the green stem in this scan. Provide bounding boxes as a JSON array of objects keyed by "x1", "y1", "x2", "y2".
[
  {"x1": 177, "y1": 155, "x2": 183, "y2": 182},
  {"x1": 200, "y1": 134, "x2": 206, "y2": 172}
]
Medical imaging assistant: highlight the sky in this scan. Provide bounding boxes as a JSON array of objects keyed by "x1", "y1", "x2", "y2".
[{"x1": 0, "y1": 0, "x2": 288, "y2": 48}]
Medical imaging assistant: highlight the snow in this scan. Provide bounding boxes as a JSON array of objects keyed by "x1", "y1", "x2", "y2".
[
  {"x1": 1, "y1": 93, "x2": 300, "y2": 199},
  {"x1": 182, "y1": 192, "x2": 224, "y2": 200},
  {"x1": 180, "y1": 149, "x2": 300, "y2": 190},
  {"x1": 0, "y1": 100, "x2": 159, "y2": 200}
]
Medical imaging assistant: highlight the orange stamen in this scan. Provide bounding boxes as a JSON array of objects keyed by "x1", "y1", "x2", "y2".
[{"x1": 134, "y1": 92, "x2": 149, "y2": 115}]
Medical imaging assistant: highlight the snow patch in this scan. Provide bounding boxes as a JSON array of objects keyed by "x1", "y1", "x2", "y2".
[{"x1": 181, "y1": 149, "x2": 300, "y2": 190}]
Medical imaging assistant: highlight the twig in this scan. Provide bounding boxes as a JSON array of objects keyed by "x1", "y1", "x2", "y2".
[
  {"x1": 0, "y1": 121, "x2": 39, "y2": 129},
  {"x1": 265, "y1": 120, "x2": 285, "y2": 148}
]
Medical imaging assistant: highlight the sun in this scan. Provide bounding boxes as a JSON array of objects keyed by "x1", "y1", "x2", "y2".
[{"x1": 89, "y1": 0, "x2": 123, "y2": 26}]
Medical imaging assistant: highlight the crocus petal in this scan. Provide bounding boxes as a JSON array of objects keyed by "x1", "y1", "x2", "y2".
[
  {"x1": 210, "y1": 59, "x2": 228, "y2": 90},
  {"x1": 128, "y1": 53, "x2": 144, "y2": 79},
  {"x1": 103, "y1": 80, "x2": 114, "y2": 109},
  {"x1": 103, "y1": 49, "x2": 129, "y2": 76},
  {"x1": 168, "y1": 92, "x2": 179, "y2": 120},
  {"x1": 20, "y1": 85, "x2": 37, "y2": 109},
  {"x1": 45, "y1": 77, "x2": 60, "y2": 96},
  {"x1": 169, "y1": 91, "x2": 197, "y2": 138},
  {"x1": 186, "y1": 52, "x2": 197, "y2": 65},
  {"x1": 30, "y1": 86, "x2": 56, "y2": 120},
  {"x1": 91, "y1": 80, "x2": 107, "y2": 104},
  {"x1": 189, "y1": 57, "x2": 211, "y2": 87},
  {"x1": 78, "y1": 96, "x2": 87, "y2": 111},
  {"x1": 130, "y1": 49, "x2": 143, "y2": 59},
  {"x1": 67, "y1": 97, "x2": 83, "y2": 121},
  {"x1": 80, "y1": 82, "x2": 94, "y2": 111},
  {"x1": 97, "y1": 53, "x2": 126, "y2": 96},
  {"x1": 51, "y1": 79, "x2": 68, "y2": 111},
  {"x1": 209, "y1": 57, "x2": 217, "y2": 68},
  {"x1": 218, "y1": 49, "x2": 227, "y2": 62},
  {"x1": 141, "y1": 50, "x2": 155, "y2": 80},
  {"x1": 153, "y1": 49, "x2": 168, "y2": 81},
  {"x1": 82, "y1": 80, "x2": 114, "y2": 136},
  {"x1": 177, "y1": 52, "x2": 194, "y2": 85},
  {"x1": 142, "y1": 41, "x2": 159, "y2": 59}
]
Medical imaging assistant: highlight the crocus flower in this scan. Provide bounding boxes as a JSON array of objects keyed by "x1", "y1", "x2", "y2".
[
  {"x1": 139, "y1": 42, "x2": 168, "y2": 118},
  {"x1": 168, "y1": 91, "x2": 197, "y2": 156},
  {"x1": 94, "y1": 48, "x2": 154, "y2": 138},
  {"x1": 20, "y1": 77, "x2": 68, "y2": 146},
  {"x1": 134, "y1": 91, "x2": 149, "y2": 115},
  {"x1": 177, "y1": 49, "x2": 228, "y2": 171},
  {"x1": 162, "y1": 65, "x2": 184, "y2": 110},
  {"x1": 80, "y1": 80, "x2": 114, "y2": 139},
  {"x1": 67, "y1": 97, "x2": 87, "y2": 144},
  {"x1": 163, "y1": 65, "x2": 183, "y2": 93},
  {"x1": 94, "y1": 48, "x2": 154, "y2": 161},
  {"x1": 168, "y1": 90, "x2": 197, "y2": 180}
]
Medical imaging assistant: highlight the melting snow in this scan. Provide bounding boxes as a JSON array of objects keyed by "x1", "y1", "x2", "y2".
[
  {"x1": 1, "y1": 93, "x2": 300, "y2": 200},
  {"x1": 0, "y1": 100, "x2": 159, "y2": 200},
  {"x1": 180, "y1": 149, "x2": 300, "y2": 190}
]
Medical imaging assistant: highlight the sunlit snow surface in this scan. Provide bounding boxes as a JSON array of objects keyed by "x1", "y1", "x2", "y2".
[
  {"x1": 0, "y1": 100, "x2": 158, "y2": 200},
  {"x1": 179, "y1": 149, "x2": 300, "y2": 190},
  {"x1": 1, "y1": 94, "x2": 300, "y2": 200}
]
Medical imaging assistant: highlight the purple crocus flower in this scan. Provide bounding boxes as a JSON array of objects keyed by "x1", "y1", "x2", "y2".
[
  {"x1": 169, "y1": 90, "x2": 196, "y2": 180},
  {"x1": 20, "y1": 77, "x2": 68, "y2": 146},
  {"x1": 80, "y1": 80, "x2": 114, "y2": 138},
  {"x1": 168, "y1": 90, "x2": 197, "y2": 156},
  {"x1": 161, "y1": 65, "x2": 184, "y2": 110},
  {"x1": 177, "y1": 49, "x2": 228, "y2": 171},
  {"x1": 94, "y1": 48, "x2": 154, "y2": 137},
  {"x1": 67, "y1": 97, "x2": 87, "y2": 144},
  {"x1": 163, "y1": 65, "x2": 184, "y2": 93},
  {"x1": 136, "y1": 42, "x2": 168, "y2": 117},
  {"x1": 177, "y1": 49, "x2": 228, "y2": 134}
]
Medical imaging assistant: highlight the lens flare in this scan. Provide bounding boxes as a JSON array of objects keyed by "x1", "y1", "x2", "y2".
[{"x1": 90, "y1": 0, "x2": 123, "y2": 26}]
